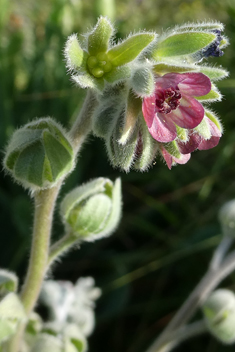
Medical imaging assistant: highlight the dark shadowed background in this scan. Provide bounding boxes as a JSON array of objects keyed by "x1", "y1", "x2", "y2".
[{"x1": 1, "y1": 0, "x2": 235, "y2": 351}]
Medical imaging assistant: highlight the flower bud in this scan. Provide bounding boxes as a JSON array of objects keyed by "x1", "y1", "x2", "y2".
[
  {"x1": 3, "y1": 118, "x2": 74, "y2": 190},
  {"x1": 218, "y1": 200, "x2": 235, "y2": 237},
  {"x1": 202, "y1": 289, "x2": 235, "y2": 344},
  {"x1": 60, "y1": 178, "x2": 122, "y2": 241}
]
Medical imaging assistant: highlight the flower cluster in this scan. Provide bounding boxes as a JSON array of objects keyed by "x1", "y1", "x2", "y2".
[{"x1": 65, "y1": 18, "x2": 228, "y2": 170}]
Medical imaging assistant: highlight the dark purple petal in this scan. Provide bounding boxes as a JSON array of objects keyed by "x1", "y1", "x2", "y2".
[
  {"x1": 142, "y1": 95, "x2": 155, "y2": 128},
  {"x1": 178, "y1": 133, "x2": 202, "y2": 154},
  {"x1": 148, "y1": 113, "x2": 177, "y2": 143},
  {"x1": 168, "y1": 95, "x2": 204, "y2": 129},
  {"x1": 198, "y1": 117, "x2": 222, "y2": 150},
  {"x1": 178, "y1": 73, "x2": 211, "y2": 97}
]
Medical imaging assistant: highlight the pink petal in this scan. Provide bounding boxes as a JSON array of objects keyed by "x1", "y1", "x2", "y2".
[
  {"x1": 173, "y1": 153, "x2": 191, "y2": 165},
  {"x1": 161, "y1": 147, "x2": 173, "y2": 169},
  {"x1": 161, "y1": 147, "x2": 191, "y2": 169},
  {"x1": 168, "y1": 95, "x2": 204, "y2": 129},
  {"x1": 178, "y1": 73, "x2": 211, "y2": 97},
  {"x1": 148, "y1": 113, "x2": 177, "y2": 143},
  {"x1": 142, "y1": 95, "x2": 155, "y2": 128},
  {"x1": 156, "y1": 73, "x2": 211, "y2": 97},
  {"x1": 198, "y1": 117, "x2": 222, "y2": 150},
  {"x1": 178, "y1": 133, "x2": 202, "y2": 154}
]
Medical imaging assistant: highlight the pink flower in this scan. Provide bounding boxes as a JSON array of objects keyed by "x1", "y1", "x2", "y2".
[
  {"x1": 160, "y1": 146, "x2": 190, "y2": 170},
  {"x1": 177, "y1": 116, "x2": 222, "y2": 154},
  {"x1": 142, "y1": 73, "x2": 211, "y2": 143},
  {"x1": 160, "y1": 116, "x2": 222, "y2": 169}
]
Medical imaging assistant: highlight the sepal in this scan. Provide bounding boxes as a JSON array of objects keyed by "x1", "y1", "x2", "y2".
[
  {"x1": 130, "y1": 65, "x2": 155, "y2": 97},
  {"x1": 107, "y1": 33, "x2": 156, "y2": 67},
  {"x1": 3, "y1": 118, "x2": 75, "y2": 190},
  {"x1": 87, "y1": 16, "x2": 114, "y2": 56}
]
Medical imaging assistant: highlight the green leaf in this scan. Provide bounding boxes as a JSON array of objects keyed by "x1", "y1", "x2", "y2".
[
  {"x1": 65, "y1": 35, "x2": 86, "y2": 70},
  {"x1": 107, "y1": 33, "x2": 155, "y2": 66},
  {"x1": 153, "y1": 32, "x2": 216, "y2": 59},
  {"x1": 88, "y1": 17, "x2": 114, "y2": 55},
  {"x1": 0, "y1": 269, "x2": 18, "y2": 294}
]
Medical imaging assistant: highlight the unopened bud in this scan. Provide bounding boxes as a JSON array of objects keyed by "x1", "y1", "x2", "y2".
[
  {"x1": 3, "y1": 118, "x2": 74, "y2": 190},
  {"x1": 219, "y1": 200, "x2": 235, "y2": 237},
  {"x1": 60, "y1": 178, "x2": 122, "y2": 241},
  {"x1": 202, "y1": 289, "x2": 235, "y2": 344}
]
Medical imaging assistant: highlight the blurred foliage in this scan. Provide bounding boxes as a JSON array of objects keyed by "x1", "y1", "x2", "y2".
[{"x1": 1, "y1": 0, "x2": 235, "y2": 351}]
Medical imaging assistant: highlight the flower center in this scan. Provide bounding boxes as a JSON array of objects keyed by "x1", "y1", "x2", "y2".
[
  {"x1": 87, "y1": 52, "x2": 113, "y2": 78},
  {"x1": 155, "y1": 87, "x2": 182, "y2": 114}
]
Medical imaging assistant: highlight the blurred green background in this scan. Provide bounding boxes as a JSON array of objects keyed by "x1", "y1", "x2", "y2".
[{"x1": 1, "y1": 0, "x2": 235, "y2": 351}]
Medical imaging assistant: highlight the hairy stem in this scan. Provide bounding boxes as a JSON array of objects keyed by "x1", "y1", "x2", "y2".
[
  {"x1": 8, "y1": 90, "x2": 97, "y2": 352},
  {"x1": 154, "y1": 320, "x2": 207, "y2": 352},
  {"x1": 47, "y1": 232, "x2": 79, "y2": 267}
]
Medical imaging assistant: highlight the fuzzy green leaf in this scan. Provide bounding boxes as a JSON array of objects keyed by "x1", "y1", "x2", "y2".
[
  {"x1": 88, "y1": 17, "x2": 114, "y2": 55},
  {"x1": 153, "y1": 32, "x2": 216, "y2": 59},
  {"x1": 108, "y1": 33, "x2": 155, "y2": 66}
]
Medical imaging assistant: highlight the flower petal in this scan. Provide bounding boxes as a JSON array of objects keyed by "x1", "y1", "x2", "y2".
[
  {"x1": 198, "y1": 117, "x2": 222, "y2": 150},
  {"x1": 161, "y1": 147, "x2": 173, "y2": 169},
  {"x1": 142, "y1": 95, "x2": 155, "y2": 128},
  {"x1": 178, "y1": 73, "x2": 211, "y2": 97},
  {"x1": 169, "y1": 96, "x2": 204, "y2": 129},
  {"x1": 161, "y1": 147, "x2": 191, "y2": 169},
  {"x1": 178, "y1": 132, "x2": 202, "y2": 154},
  {"x1": 173, "y1": 153, "x2": 191, "y2": 165},
  {"x1": 148, "y1": 113, "x2": 177, "y2": 142}
]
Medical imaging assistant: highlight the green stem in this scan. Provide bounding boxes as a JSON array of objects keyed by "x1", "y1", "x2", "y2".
[
  {"x1": 20, "y1": 186, "x2": 60, "y2": 313},
  {"x1": 8, "y1": 89, "x2": 97, "y2": 352},
  {"x1": 47, "y1": 232, "x2": 79, "y2": 267}
]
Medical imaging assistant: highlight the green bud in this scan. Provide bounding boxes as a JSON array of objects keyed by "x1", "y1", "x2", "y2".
[
  {"x1": 3, "y1": 118, "x2": 74, "y2": 190},
  {"x1": 130, "y1": 66, "x2": 155, "y2": 97},
  {"x1": 202, "y1": 289, "x2": 235, "y2": 344},
  {"x1": 60, "y1": 178, "x2": 122, "y2": 241},
  {"x1": 218, "y1": 200, "x2": 235, "y2": 237}
]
